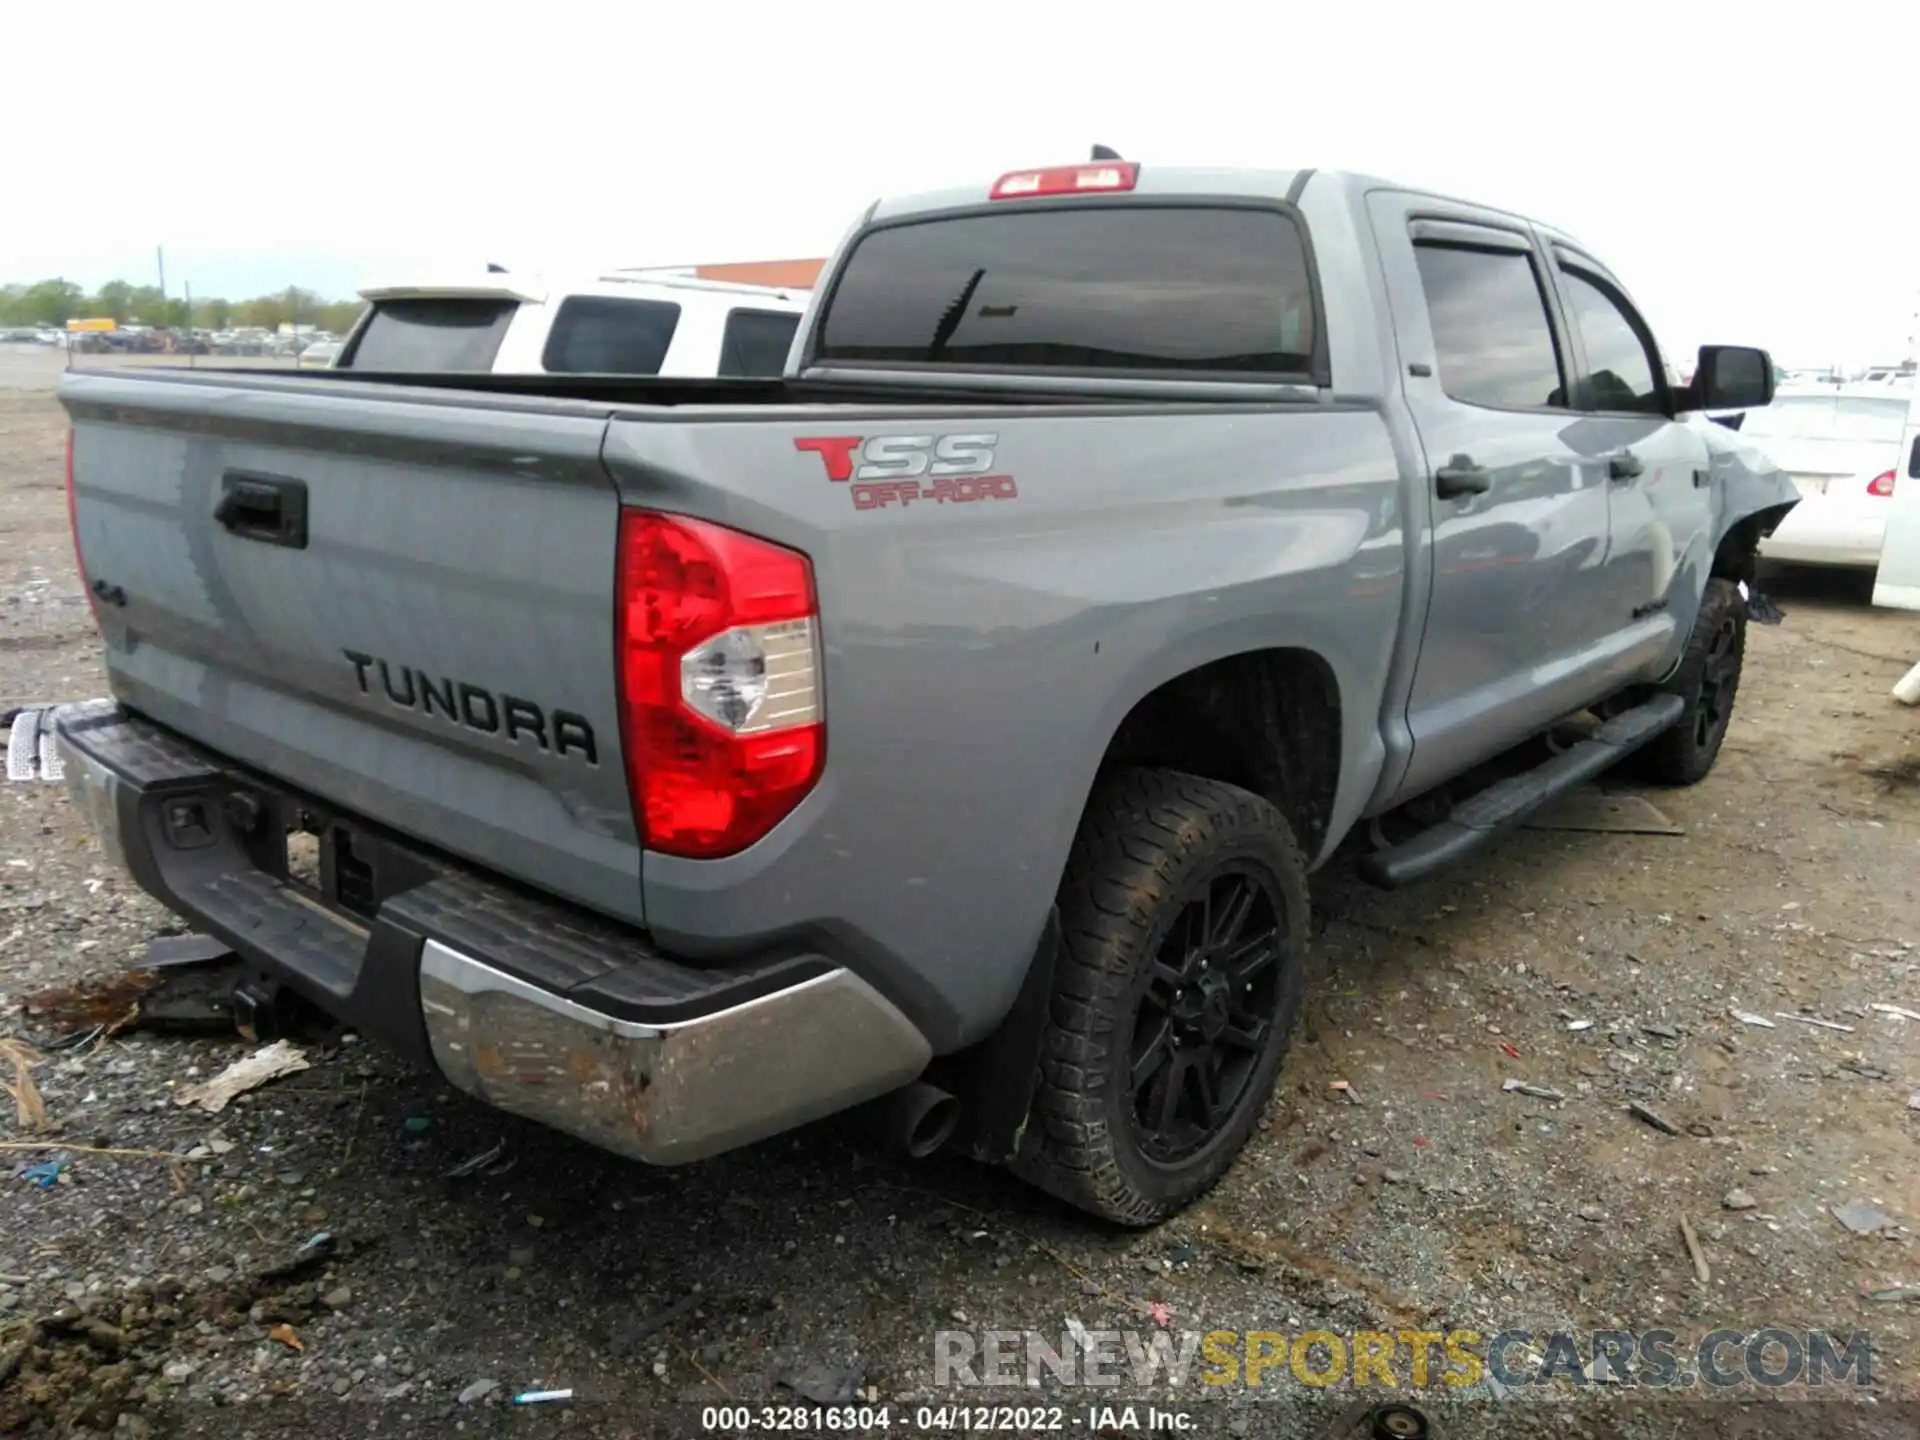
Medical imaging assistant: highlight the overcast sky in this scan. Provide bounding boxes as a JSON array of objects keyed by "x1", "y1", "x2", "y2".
[{"x1": 6, "y1": 1, "x2": 1914, "y2": 367}]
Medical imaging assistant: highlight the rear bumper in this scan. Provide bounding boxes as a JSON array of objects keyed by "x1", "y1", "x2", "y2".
[
  {"x1": 1758, "y1": 505, "x2": 1885, "y2": 568},
  {"x1": 51, "y1": 700, "x2": 930, "y2": 1164}
]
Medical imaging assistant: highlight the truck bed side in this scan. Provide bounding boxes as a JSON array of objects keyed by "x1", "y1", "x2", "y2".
[{"x1": 597, "y1": 399, "x2": 1407, "y2": 1046}]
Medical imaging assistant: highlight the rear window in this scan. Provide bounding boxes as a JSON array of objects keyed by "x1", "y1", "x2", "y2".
[
  {"x1": 1746, "y1": 395, "x2": 1907, "y2": 441},
  {"x1": 815, "y1": 206, "x2": 1318, "y2": 377},
  {"x1": 719, "y1": 308, "x2": 800, "y2": 377},
  {"x1": 542, "y1": 297, "x2": 681, "y2": 374},
  {"x1": 342, "y1": 298, "x2": 516, "y2": 371}
]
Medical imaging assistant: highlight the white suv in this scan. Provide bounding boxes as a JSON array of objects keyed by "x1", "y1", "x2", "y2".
[{"x1": 335, "y1": 270, "x2": 807, "y2": 377}]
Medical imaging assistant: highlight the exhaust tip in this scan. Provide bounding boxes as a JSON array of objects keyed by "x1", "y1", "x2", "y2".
[
  {"x1": 860, "y1": 1081, "x2": 960, "y2": 1160},
  {"x1": 903, "y1": 1090, "x2": 960, "y2": 1159}
]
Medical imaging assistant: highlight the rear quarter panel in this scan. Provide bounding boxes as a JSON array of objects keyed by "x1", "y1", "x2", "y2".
[{"x1": 604, "y1": 403, "x2": 1406, "y2": 1048}]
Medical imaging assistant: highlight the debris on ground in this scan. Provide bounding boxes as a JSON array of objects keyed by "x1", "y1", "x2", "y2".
[
  {"x1": 1723, "y1": 1189, "x2": 1758, "y2": 1212},
  {"x1": 14, "y1": 1157, "x2": 69, "y2": 1188},
  {"x1": 0, "y1": 1036, "x2": 45, "y2": 1129},
  {"x1": 260, "y1": 1231, "x2": 338, "y2": 1282},
  {"x1": 1500, "y1": 1079, "x2": 1565, "y2": 1101},
  {"x1": 1867, "y1": 1285, "x2": 1920, "y2": 1303},
  {"x1": 1870, "y1": 1003, "x2": 1920, "y2": 1022},
  {"x1": 1775, "y1": 1011, "x2": 1855, "y2": 1033},
  {"x1": 1327, "y1": 1080, "x2": 1361, "y2": 1104},
  {"x1": 1678, "y1": 1215, "x2": 1711, "y2": 1284},
  {"x1": 173, "y1": 1039, "x2": 310, "y2": 1112},
  {"x1": 445, "y1": 1139, "x2": 509, "y2": 1178},
  {"x1": 267, "y1": 1322, "x2": 303, "y2": 1351},
  {"x1": 1626, "y1": 1101, "x2": 1681, "y2": 1136},
  {"x1": 459, "y1": 1378, "x2": 500, "y2": 1405},
  {"x1": 515, "y1": 1388, "x2": 574, "y2": 1404},
  {"x1": 1729, "y1": 1009, "x2": 1776, "y2": 1028},
  {"x1": 776, "y1": 1361, "x2": 865, "y2": 1405},
  {"x1": 1832, "y1": 1199, "x2": 1899, "y2": 1236},
  {"x1": 17, "y1": 969, "x2": 160, "y2": 1039}
]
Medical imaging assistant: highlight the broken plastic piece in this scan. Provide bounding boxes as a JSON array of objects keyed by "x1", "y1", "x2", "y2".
[
  {"x1": 515, "y1": 1389, "x2": 573, "y2": 1405},
  {"x1": 16, "y1": 1158, "x2": 69, "y2": 1188}
]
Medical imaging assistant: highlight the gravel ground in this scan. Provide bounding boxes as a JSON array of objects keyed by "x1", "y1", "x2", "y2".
[{"x1": 3, "y1": 345, "x2": 1920, "y2": 1438}]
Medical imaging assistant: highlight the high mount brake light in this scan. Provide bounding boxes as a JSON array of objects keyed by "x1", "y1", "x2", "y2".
[
  {"x1": 990, "y1": 162, "x2": 1139, "y2": 200},
  {"x1": 1868, "y1": 470, "x2": 1896, "y2": 497},
  {"x1": 615, "y1": 510, "x2": 824, "y2": 860}
]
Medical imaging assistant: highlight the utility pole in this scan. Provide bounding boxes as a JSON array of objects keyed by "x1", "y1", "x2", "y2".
[{"x1": 156, "y1": 247, "x2": 167, "y2": 314}]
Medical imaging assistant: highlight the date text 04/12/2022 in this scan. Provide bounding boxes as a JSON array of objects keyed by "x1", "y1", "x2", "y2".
[{"x1": 698, "y1": 1404, "x2": 1197, "y2": 1431}]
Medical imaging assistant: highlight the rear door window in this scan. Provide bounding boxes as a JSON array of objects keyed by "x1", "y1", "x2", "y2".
[
  {"x1": 542, "y1": 297, "x2": 682, "y2": 374},
  {"x1": 340, "y1": 298, "x2": 517, "y2": 371},
  {"x1": 718, "y1": 309, "x2": 800, "y2": 377},
  {"x1": 816, "y1": 205, "x2": 1319, "y2": 377},
  {"x1": 1412, "y1": 242, "x2": 1568, "y2": 410}
]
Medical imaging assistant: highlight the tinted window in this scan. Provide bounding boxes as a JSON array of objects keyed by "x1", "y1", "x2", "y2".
[
  {"x1": 342, "y1": 299, "x2": 516, "y2": 371},
  {"x1": 1413, "y1": 243, "x2": 1567, "y2": 409},
  {"x1": 817, "y1": 206, "x2": 1318, "y2": 376},
  {"x1": 719, "y1": 309, "x2": 800, "y2": 377},
  {"x1": 542, "y1": 297, "x2": 681, "y2": 374},
  {"x1": 1560, "y1": 269, "x2": 1663, "y2": 413}
]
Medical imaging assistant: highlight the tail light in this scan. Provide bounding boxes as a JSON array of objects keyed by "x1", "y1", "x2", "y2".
[
  {"x1": 66, "y1": 428, "x2": 100, "y2": 630},
  {"x1": 1868, "y1": 470, "x2": 1896, "y2": 497},
  {"x1": 615, "y1": 510, "x2": 824, "y2": 859},
  {"x1": 990, "y1": 162, "x2": 1139, "y2": 200}
]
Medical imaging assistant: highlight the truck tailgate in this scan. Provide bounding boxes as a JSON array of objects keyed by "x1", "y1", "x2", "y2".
[{"x1": 61, "y1": 372, "x2": 643, "y2": 924}]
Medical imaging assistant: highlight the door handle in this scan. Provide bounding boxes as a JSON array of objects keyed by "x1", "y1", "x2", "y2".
[
  {"x1": 1607, "y1": 450, "x2": 1644, "y2": 481},
  {"x1": 215, "y1": 472, "x2": 308, "y2": 549},
  {"x1": 1434, "y1": 455, "x2": 1492, "y2": 499}
]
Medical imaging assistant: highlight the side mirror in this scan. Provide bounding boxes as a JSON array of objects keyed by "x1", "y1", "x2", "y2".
[{"x1": 1690, "y1": 345, "x2": 1774, "y2": 411}]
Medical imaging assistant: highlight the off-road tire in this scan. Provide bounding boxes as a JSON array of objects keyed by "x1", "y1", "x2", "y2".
[
  {"x1": 1628, "y1": 578, "x2": 1747, "y2": 785},
  {"x1": 1011, "y1": 768, "x2": 1308, "y2": 1226}
]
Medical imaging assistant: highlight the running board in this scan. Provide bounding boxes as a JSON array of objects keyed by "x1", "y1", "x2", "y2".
[{"x1": 1356, "y1": 693, "x2": 1686, "y2": 890}]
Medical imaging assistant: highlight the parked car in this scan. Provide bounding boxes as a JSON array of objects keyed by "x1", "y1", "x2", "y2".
[
  {"x1": 1749, "y1": 388, "x2": 1906, "y2": 568},
  {"x1": 42, "y1": 160, "x2": 1792, "y2": 1225},
  {"x1": 337, "y1": 269, "x2": 807, "y2": 378},
  {"x1": 1871, "y1": 381, "x2": 1920, "y2": 609},
  {"x1": 297, "y1": 340, "x2": 343, "y2": 369}
]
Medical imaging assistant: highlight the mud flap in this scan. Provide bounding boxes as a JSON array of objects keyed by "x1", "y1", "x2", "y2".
[{"x1": 945, "y1": 907, "x2": 1062, "y2": 1166}]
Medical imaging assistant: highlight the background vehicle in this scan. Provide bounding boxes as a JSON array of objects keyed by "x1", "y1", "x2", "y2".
[
  {"x1": 297, "y1": 339, "x2": 343, "y2": 368},
  {"x1": 1748, "y1": 387, "x2": 1906, "y2": 567},
  {"x1": 46, "y1": 161, "x2": 1791, "y2": 1226},
  {"x1": 1871, "y1": 381, "x2": 1920, "y2": 609},
  {"x1": 338, "y1": 269, "x2": 807, "y2": 377}
]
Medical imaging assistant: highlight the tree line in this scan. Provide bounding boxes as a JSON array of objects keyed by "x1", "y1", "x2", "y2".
[{"x1": 1, "y1": 278, "x2": 365, "y2": 335}]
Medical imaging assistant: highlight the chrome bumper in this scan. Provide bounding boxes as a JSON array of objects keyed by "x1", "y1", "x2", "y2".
[
  {"x1": 419, "y1": 941, "x2": 932, "y2": 1165},
  {"x1": 48, "y1": 700, "x2": 934, "y2": 1168},
  {"x1": 55, "y1": 717, "x2": 131, "y2": 874}
]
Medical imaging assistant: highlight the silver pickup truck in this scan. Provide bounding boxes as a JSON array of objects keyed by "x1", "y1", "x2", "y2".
[{"x1": 40, "y1": 160, "x2": 1795, "y2": 1225}]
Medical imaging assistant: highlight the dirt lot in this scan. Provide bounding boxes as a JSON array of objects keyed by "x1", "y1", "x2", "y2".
[{"x1": 2, "y1": 345, "x2": 1919, "y2": 1438}]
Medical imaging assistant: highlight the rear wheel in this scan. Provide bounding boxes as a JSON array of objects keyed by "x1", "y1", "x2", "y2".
[
  {"x1": 1628, "y1": 577, "x2": 1747, "y2": 785},
  {"x1": 1011, "y1": 768, "x2": 1307, "y2": 1225}
]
